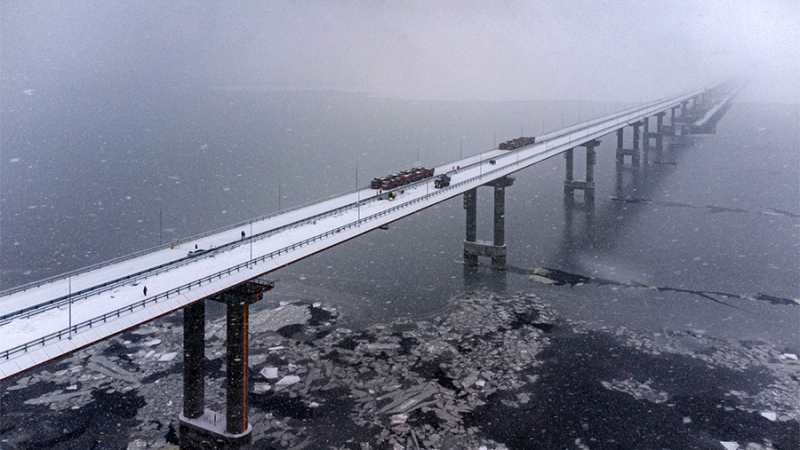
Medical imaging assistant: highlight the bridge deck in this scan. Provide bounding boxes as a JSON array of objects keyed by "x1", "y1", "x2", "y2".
[{"x1": 0, "y1": 81, "x2": 733, "y2": 380}]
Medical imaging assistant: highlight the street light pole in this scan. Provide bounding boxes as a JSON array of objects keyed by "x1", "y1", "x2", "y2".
[
  {"x1": 68, "y1": 276, "x2": 72, "y2": 339},
  {"x1": 249, "y1": 222, "x2": 253, "y2": 268}
]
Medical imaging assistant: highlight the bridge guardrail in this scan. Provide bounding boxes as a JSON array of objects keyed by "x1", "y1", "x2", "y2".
[
  {"x1": 0, "y1": 176, "x2": 382, "y2": 299},
  {"x1": 0, "y1": 188, "x2": 391, "y2": 325}
]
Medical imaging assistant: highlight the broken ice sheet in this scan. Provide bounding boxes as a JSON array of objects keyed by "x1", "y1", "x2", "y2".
[
  {"x1": 760, "y1": 411, "x2": 777, "y2": 421},
  {"x1": 390, "y1": 414, "x2": 408, "y2": 424},
  {"x1": 276, "y1": 375, "x2": 300, "y2": 386},
  {"x1": 253, "y1": 383, "x2": 271, "y2": 394},
  {"x1": 158, "y1": 352, "x2": 177, "y2": 362},
  {"x1": 260, "y1": 367, "x2": 278, "y2": 379},
  {"x1": 720, "y1": 442, "x2": 739, "y2": 450}
]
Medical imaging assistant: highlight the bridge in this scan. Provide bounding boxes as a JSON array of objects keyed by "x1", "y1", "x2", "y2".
[{"x1": 0, "y1": 79, "x2": 738, "y2": 446}]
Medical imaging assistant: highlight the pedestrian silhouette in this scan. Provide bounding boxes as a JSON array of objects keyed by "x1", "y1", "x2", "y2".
[
  {"x1": 241, "y1": 231, "x2": 246, "y2": 239},
  {"x1": 143, "y1": 286, "x2": 147, "y2": 296}
]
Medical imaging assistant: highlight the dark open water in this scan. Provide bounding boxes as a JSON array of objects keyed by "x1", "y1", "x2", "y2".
[{"x1": 1, "y1": 88, "x2": 798, "y2": 447}]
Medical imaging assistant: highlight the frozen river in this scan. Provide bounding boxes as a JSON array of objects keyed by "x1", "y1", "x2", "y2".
[{"x1": 1, "y1": 89, "x2": 797, "y2": 448}]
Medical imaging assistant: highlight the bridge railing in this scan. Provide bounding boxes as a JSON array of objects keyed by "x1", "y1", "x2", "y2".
[
  {"x1": 0, "y1": 162, "x2": 484, "y2": 360},
  {"x1": 0, "y1": 187, "x2": 391, "y2": 324},
  {"x1": 0, "y1": 175, "x2": 382, "y2": 299}
]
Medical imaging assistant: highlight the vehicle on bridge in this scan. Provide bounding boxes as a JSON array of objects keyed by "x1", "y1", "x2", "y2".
[
  {"x1": 434, "y1": 173, "x2": 451, "y2": 188},
  {"x1": 370, "y1": 167, "x2": 435, "y2": 190},
  {"x1": 498, "y1": 136, "x2": 536, "y2": 150}
]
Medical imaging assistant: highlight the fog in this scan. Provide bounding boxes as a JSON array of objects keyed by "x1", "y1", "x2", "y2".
[{"x1": 2, "y1": 0, "x2": 798, "y2": 102}]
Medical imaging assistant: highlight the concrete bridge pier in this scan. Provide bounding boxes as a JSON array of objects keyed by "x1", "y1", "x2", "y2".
[
  {"x1": 655, "y1": 112, "x2": 665, "y2": 151},
  {"x1": 641, "y1": 116, "x2": 651, "y2": 164},
  {"x1": 463, "y1": 176, "x2": 514, "y2": 270},
  {"x1": 615, "y1": 124, "x2": 641, "y2": 166},
  {"x1": 564, "y1": 139, "x2": 600, "y2": 204},
  {"x1": 642, "y1": 112, "x2": 665, "y2": 154},
  {"x1": 615, "y1": 129, "x2": 624, "y2": 163},
  {"x1": 615, "y1": 123, "x2": 642, "y2": 192},
  {"x1": 463, "y1": 188, "x2": 478, "y2": 267},
  {"x1": 180, "y1": 279, "x2": 273, "y2": 449},
  {"x1": 632, "y1": 121, "x2": 641, "y2": 154},
  {"x1": 183, "y1": 301, "x2": 205, "y2": 421},
  {"x1": 660, "y1": 106, "x2": 679, "y2": 138},
  {"x1": 696, "y1": 93, "x2": 706, "y2": 110}
]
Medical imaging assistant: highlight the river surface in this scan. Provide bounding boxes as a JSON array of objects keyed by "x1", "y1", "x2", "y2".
[{"x1": 1, "y1": 88, "x2": 798, "y2": 448}]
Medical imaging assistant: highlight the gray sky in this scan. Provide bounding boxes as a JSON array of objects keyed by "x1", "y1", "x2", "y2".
[{"x1": 2, "y1": 0, "x2": 798, "y2": 102}]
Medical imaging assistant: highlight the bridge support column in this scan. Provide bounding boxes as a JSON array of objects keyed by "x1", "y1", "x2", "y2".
[
  {"x1": 179, "y1": 279, "x2": 273, "y2": 449},
  {"x1": 564, "y1": 148, "x2": 574, "y2": 189},
  {"x1": 564, "y1": 140, "x2": 599, "y2": 203},
  {"x1": 225, "y1": 300, "x2": 249, "y2": 436},
  {"x1": 644, "y1": 114, "x2": 663, "y2": 150},
  {"x1": 463, "y1": 188, "x2": 478, "y2": 267},
  {"x1": 655, "y1": 112, "x2": 665, "y2": 151},
  {"x1": 642, "y1": 117, "x2": 649, "y2": 150},
  {"x1": 615, "y1": 126, "x2": 640, "y2": 166},
  {"x1": 463, "y1": 177, "x2": 514, "y2": 270},
  {"x1": 642, "y1": 116, "x2": 651, "y2": 165},
  {"x1": 491, "y1": 178, "x2": 508, "y2": 270},
  {"x1": 183, "y1": 301, "x2": 205, "y2": 420}
]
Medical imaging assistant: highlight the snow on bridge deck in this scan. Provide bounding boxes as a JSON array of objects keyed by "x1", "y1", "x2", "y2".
[{"x1": 0, "y1": 81, "x2": 730, "y2": 380}]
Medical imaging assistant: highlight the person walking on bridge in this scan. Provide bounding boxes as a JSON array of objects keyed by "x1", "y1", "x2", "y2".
[{"x1": 143, "y1": 286, "x2": 147, "y2": 296}]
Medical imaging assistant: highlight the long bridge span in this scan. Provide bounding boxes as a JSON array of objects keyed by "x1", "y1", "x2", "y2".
[{"x1": 0, "y1": 79, "x2": 738, "y2": 444}]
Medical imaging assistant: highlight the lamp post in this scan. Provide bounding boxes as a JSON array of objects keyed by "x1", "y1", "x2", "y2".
[
  {"x1": 249, "y1": 222, "x2": 253, "y2": 268},
  {"x1": 68, "y1": 276, "x2": 72, "y2": 339}
]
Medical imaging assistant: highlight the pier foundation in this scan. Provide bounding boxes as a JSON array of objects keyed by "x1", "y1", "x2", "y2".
[
  {"x1": 183, "y1": 301, "x2": 205, "y2": 421},
  {"x1": 615, "y1": 124, "x2": 641, "y2": 166},
  {"x1": 655, "y1": 112, "x2": 665, "y2": 151},
  {"x1": 463, "y1": 176, "x2": 514, "y2": 270},
  {"x1": 564, "y1": 139, "x2": 600, "y2": 203},
  {"x1": 180, "y1": 279, "x2": 274, "y2": 449},
  {"x1": 643, "y1": 113, "x2": 665, "y2": 153}
]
